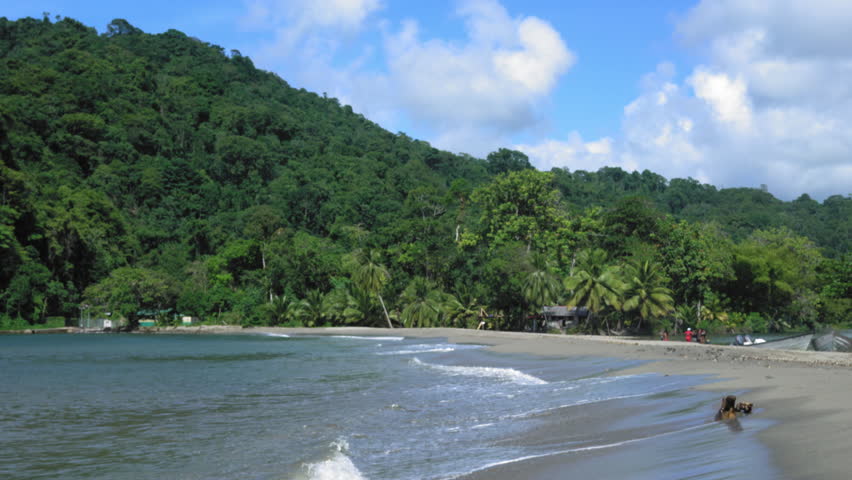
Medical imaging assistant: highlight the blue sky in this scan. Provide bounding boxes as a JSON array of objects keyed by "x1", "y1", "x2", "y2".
[{"x1": 5, "y1": 0, "x2": 852, "y2": 201}]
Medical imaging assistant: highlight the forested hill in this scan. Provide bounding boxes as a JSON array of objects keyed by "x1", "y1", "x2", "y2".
[{"x1": 1, "y1": 16, "x2": 849, "y2": 331}]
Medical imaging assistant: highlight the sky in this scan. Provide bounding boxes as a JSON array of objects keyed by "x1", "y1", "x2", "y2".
[{"x1": 4, "y1": 0, "x2": 852, "y2": 201}]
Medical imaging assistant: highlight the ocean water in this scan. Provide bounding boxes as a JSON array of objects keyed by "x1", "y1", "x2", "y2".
[{"x1": 0, "y1": 333, "x2": 778, "y2": 479}]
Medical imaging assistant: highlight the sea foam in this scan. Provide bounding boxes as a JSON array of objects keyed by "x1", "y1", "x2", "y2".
[
  {"x1": 379, "y1": 347, "x2": 456, "y2": 355},
  {"x1": 260, "y1": 333, "x2": 290, "y2": 337},
  {"x1": 448, "y1": 423, "x2": 712, "y2": 478},
  {"x1": 332, "y1": 335, "x2": 405, "y2": 341},
  {"x1": 377, "y1": 343, "x2": 458, "y2": 355},
  {"x1": 304, "y1": 439, "x2": 366, "y2": 480},
  {"x1": 411, "y1": 358, "x2": 548, "y2": 385}
]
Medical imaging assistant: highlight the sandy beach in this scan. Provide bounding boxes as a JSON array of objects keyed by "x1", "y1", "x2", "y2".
[{"x1": 156, "y1": 325, "x2": 852, "y2": 479}]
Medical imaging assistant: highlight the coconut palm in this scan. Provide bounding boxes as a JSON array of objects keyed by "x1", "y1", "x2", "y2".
[
  {"x1": 563, "y1": 249, "x2": 624, "y2": 333},
  {"x1": 399, "y1": 277, "x2": 444, "y2": 328},
  {"x1": 674, "y1": 303, "x2": 696, "y2": 334},
  {"x1": 349, "y1": 249, "x2": 393, "y2": 328},
  {"x1": 267, "y1": 295, "x2": 307, "y2": 326},
  {"x1": 700, "y1": 295, "x2": 731, "y2": 330},
  {"x1": 621, "y1": 259, "x2": 674, "y2": 331},
  {"x1": 445, "y1": 282, "x2": 486, "y2": 328},
  {"x1": 301, "y1": 289, "x2": 325, "y2": 327},
  {"x1": 522, "y1": 253, "x2": 562, "y2": 307},
  {"x1": 521, "y1": 253, "x2": 562, "y2": 332},
  {"x1": 321, "y1": 282, "x2": 379, "y2": 326},
  {"x1": 320, "y1": 285, "x2": 348, "y2": 325}
]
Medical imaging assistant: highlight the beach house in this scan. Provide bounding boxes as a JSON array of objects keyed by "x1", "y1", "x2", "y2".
[{"x1": 542, "y1": 306, "x2": 589, "y2": 331}]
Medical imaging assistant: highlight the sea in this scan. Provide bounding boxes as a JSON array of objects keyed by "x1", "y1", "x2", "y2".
[{"x1": 0, "y1": 333, "x2": 779, "y2": 480}]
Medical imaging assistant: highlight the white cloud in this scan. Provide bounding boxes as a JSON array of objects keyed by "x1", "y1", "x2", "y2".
[
  {"x1": 382, "y1": 0, "x2": 574, "y2": 152},
  {"x1": 521, "y1": 1, "x2": 852, "y2": 200},
  {"x1": 688, "y1": 68, "x2": 752, "y2": 130},
  {"x1": 242, "y1": 0, "x2": 381, "y2": 32},
  {"x1": 242, "y1": 0, "x2": 382, "y2": 52},
  {"x1": 493, "y1": 17, "x2": 573, "y2": 94},
  {"x1": 515, "y1": 132, "x2": 613, "y2": 172}
]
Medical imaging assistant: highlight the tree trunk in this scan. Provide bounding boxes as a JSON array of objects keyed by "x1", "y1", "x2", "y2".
[
  {"x1": 696, "y1": 298, "x2": 702, "y2": 325},
  {"x1": 378, "y1": 294, "x2": 393, "y2": 328}
]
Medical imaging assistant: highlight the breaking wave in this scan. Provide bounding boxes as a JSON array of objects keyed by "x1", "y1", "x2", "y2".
[
  {"x1": 377, "y1": 343, "x2": 459, "y2": 355},
  {"x1": 411, "y1": 358, "x2": 548, "y2": 385},
  {"x1": 304, "y1": 439, "x2": 366, "y2": 480},
  {"x1": 332, "y1": 336, "x2": 405, "y2": 341}
]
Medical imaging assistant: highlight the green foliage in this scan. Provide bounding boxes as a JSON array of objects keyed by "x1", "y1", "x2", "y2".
[
  {"x1": 471, "y1": 170, "x2": 569, "y2": 252},
  {"x1": 521, "y1": 253, "x2": 562, "y2": 313},
  {"x1": 399, "y1": 277, "x2": 445, "y2": 328},
  {"x1": 83, "y1": 266, "x2": 177, "y2": 327},
  {"x1": 564, "y1": 249, "x2": 623, "y2": 332},
  {"x1": 621, "y1": 258, "x2": 674, "y2": 330},
  {"x1": 726, "y1": 228, "x2": 822, "y2": 330},
  {"x1": 486, "y1": 148, "x2": 533, "y2": 175}
]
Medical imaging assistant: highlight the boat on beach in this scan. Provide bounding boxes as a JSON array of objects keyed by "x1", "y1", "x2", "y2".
[
  {"x1": 731, "y1": 329, "x2": 851, "y2": 352},
  {"x1": 810, "y1": 329, "x2": 852, "y2": 352},
  {"x1": 752, "y1": 332, "x2": 814, "y2": 350}
]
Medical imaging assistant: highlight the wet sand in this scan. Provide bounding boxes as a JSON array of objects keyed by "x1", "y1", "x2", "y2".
[{"x1": 162, "y1": 326, "x2": 852, "y2": 479}]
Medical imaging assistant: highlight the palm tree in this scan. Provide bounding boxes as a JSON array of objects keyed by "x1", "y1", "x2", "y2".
[
  {"x1": 674, "y1": 303, "x2": 696, "y2": 334},
  {"x1": 621, "y1": 259, "x2": 674, "y2": 331},
  {"x1": 350, "y1": 249, "x2": 393, "y2": 328},
  {"x1": 700, "y1": 295, "x2": 731, "y2": 330},
  {"x1": 321, "y1": 282, "x2": 380, "y2": 327},
  {"x1": 521, "y1": 253, "x2": 562, "y2": 332},
  {"x1": 267, "y1": 295, "x2": 307, "y2": 326},
  {"x1": 445, "y1": 282, "x2": 485, "y2": 328},
  {"x1": 399, "y1": 277, "x2": 443, "y2": 328},
  {"x1": 563, "y1": 249, "x2": 623, "y2": 333},
  {"x1": 284, "y1": 297, "x2": 308, "y2": 325},
  {"x1": 301, "y1": 289, "x2": 325, "y2": 327}
]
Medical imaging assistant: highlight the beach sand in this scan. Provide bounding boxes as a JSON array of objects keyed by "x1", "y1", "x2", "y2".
[{"x1": 161, "y1": 326, "x2": 852, "y2": 479}]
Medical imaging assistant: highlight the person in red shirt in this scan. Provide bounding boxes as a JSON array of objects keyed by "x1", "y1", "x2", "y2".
[{"x1": 685, "y1": 328, "x2": 693, "y2": 342}]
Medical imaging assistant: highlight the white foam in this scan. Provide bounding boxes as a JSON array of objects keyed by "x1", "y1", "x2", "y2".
[
  {"x1": 377, "y1": 343, "x2": 484, "y2": 355},
  {"x1": 305, "y1": 452, "x2": 365, "y2": 480},
  {"x1": 550, "y1": 373, "x2": 653, "y2": 393},
  {"x1": 332, "y1": 335, "x2": 405, "y2": 341},
  {"x1": 444, "y1": 423, "x2": 711, "y2": 479},
  {"x1": 471, "y1": 423, "x2": 494, "y2": 429},
  {"x1": 411, "y1": 358, "x2": 547, "y2": 385},
  {"x1": 376, "y1": 347, "x2": 456, "y2": 355},
  {"x1": 260, "y1": 333, "x2": 290, "y2": 337},
  {"x1": 503, "y1": 391, "x2": 654, "y2": 420},
  {"x1": 304, "y1": 439, "x2": 366, "y2": 480}
]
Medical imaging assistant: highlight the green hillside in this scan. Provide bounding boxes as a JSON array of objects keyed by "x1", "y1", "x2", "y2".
[{"x1": 1, "y1": 16, "x2": 848, "y2": 332}]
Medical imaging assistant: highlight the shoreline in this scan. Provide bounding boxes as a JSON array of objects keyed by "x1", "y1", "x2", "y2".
[
  {"x1": 9, "y1": 325, "x2": 850, "y2": 478},
  {"x1": 260, "y1": 326, "x2": 851, "y2": 480}
]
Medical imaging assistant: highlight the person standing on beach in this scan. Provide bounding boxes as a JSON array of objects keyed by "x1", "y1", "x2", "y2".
[
  {"x1": 685, "y1": 328, "x2": 693, "y2": 342},
  {"x1": 660, "y1": 329, "x2": 669, "y2": 341}
]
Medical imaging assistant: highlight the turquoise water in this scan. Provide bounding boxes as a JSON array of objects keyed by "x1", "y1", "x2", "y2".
[{"x1": 0, "y1": 334, "x2": 778, "y2": 479}]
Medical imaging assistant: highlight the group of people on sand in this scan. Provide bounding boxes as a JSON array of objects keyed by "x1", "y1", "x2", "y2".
[
  {"x1": 685, "y1": 327, "x2": 709, "y2": 343},
  {"x1": 658, "y1": 327, "x2": 709, "y2": 343}
]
